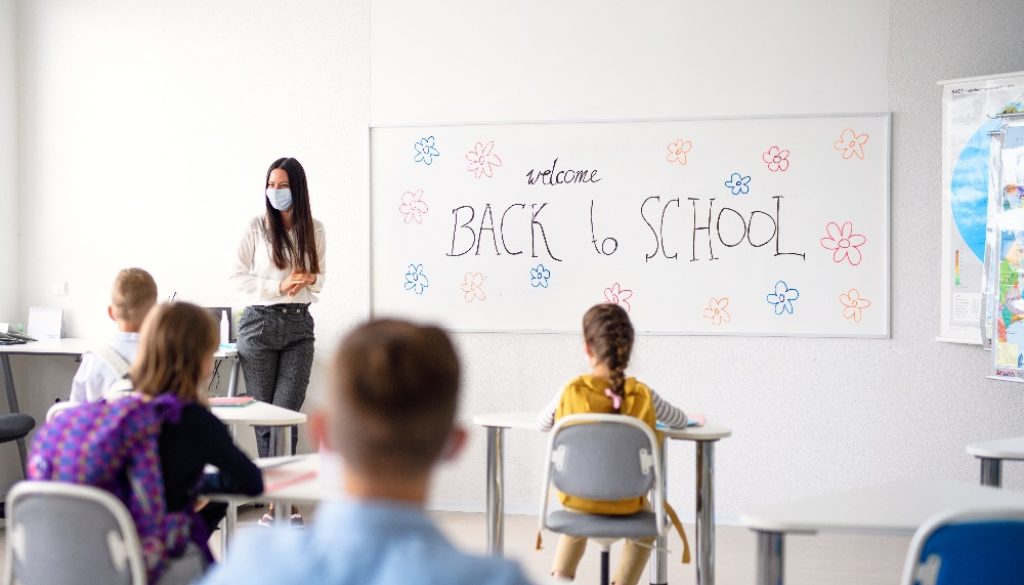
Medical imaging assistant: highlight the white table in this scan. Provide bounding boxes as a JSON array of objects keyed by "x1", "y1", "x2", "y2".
[
  {"x1": 473, "y1": 412, "x2": 731, "y2": 585},
  {"x1": 738, "y1": 479, "x2": 1024, "y2": 585},
  {"x1": 966, "y1": 437, "x2": 1024, "y2": 487},
  {"x1": 0, "y1": 338, "x2": 240, "y2": 468}
]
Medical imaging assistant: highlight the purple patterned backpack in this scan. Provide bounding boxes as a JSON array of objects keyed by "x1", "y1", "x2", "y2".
[{"x1": 27, "y1": 394, "x2": 210, "y2": 583}]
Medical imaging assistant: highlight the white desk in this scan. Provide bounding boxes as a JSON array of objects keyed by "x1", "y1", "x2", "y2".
[
  {"x1": 0, "y1": 339, "x2": 241, "y2": 468},
  {"x1": 966, "y1": 437, "x2": 1024, "y2": 487},
  {"x1": 738, "y1": 479, "x2": 1024, "y2": 585},
  {"x1": 473, "y1": 412, "x2": 731, "y2": 585}
]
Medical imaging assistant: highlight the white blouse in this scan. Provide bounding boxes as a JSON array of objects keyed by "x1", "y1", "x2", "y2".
[{"x1": 230, "y1": 215, "x2": 327, "y2": 306}]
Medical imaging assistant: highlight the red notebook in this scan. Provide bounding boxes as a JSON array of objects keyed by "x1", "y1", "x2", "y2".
[{"x1": 209, "y1": 396, "x2": 256, "y2": 407}]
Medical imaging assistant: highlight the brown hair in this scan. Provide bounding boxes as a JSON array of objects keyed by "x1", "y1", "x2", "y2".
[
  {"x1": 110, "y1": 268, "x2": 158, "y2": 326},
  {"x1": 330, "y1": 319, "x2": 460, "y2": 476},
  {"x1": 131, "y1": 302, "x2": 218, "y2": 404},
  {"x1": 264, "y1": 157, "x2": 321, "y2": 274},
  {"x1": 583, "y1": 303, "x2": 635, "y2": 414}
]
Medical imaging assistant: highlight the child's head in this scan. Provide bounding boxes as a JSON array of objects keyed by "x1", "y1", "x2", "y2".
[
  {"x1": 109, "y1": 268, "x2": 158, "y2": 331},
  {"x1": 321, "y1": 319, "x2": 461, "y2": 480},
  {"x1": 583, "y1": 303, "x2": 635, "y2": 413},
  {"x1": 132, "y1": 302, "x2": 218, "y2": 404}
]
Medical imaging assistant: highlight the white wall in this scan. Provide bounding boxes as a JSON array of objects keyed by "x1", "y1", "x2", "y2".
[
  {"x1": 8, "y1": 0, "x2": 1024, "y2": 521},
  {"x1": 8, "y1": 0, "x2": 369, "y2": 491},
  {"x1": 0, "y1": 0, "x2": 16, "y2": 315}
]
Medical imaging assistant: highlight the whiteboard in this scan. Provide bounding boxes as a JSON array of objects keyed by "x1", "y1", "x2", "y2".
[{"x1": 370, "y1": 114, "x2": 890, "y2": 336}]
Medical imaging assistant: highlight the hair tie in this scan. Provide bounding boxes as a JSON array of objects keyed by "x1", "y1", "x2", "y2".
[{"x1": 604, "y1": 387, "x2": 622, "y2": 410}]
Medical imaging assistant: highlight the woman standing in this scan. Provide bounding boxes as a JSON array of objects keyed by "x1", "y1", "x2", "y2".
[{"x1": 230, "y1": 157, "x2": 325, "y2": 467}]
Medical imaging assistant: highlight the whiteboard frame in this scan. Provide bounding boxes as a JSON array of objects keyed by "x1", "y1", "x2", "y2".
[{"x1": 368, "y1": 112, "x2": 892, "y2": 338}]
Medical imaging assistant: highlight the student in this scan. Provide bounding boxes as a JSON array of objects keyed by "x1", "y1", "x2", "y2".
[
  {"x1": 536, "y1": 303, "x2": 688, "y2": 585},
  {"x1": 31, "y1": 302, "x2": 263, "y2": 583},
  {"x1": 198, "y1": 319, "x2": 534, "y2": 585},
  {"x1": 69, "y1": 267, "x2": 157, "y2": 402}
]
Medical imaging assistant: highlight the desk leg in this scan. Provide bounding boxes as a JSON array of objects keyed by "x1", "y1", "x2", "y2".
[
  {"x1": 696, "y1": 441, "x2": 716, "y2": 585},
  {"x1": 226, "y1": 359, "x2": 240, "y2": 398},
  {"x1": 221, "y1": 500, "x2": 237, "y2": 557},
  {"x1": 980, "y1": 458, "x2": 1003, "y2": 487},
  {"x1": 755, "y1": 531, "x2": 784, "y2": 585},
  {"x1": 649, "y1": 442, "x2": 668, "y2": 585},
  {"x1": 485, "y1": 426, "x2": 505, "y2": 556},
  {"x1": 0, "y1": 355, "x2": 26, "y2": 472}
]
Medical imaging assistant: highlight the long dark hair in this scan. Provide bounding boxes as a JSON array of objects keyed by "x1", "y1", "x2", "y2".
[
  {"x1": 583, "y1": 303, "x2": 635, "y2": 414},
  {"x1": 264, "y1": 157, "x2": 320, "y2": 274}
]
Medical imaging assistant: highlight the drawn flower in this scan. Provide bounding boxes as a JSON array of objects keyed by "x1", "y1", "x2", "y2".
[
  {"x1": 465, "y1": 140, "x2": 503, "y2": 179},
  {"x1": 403, "y1": 264, "x2": 430, "y2": 295},
  {"x1": 766, "y1": 280, "x2": 800, "y2": 315},
  {"x1": 603, "y1": 282, "x2": 634, "y2": 311},
  {"x1": 398, "y1": 189, "x2": 429, "y2": 223},
  {"x1": 414, "y1": 136, "x2": 440, "y2": 165},
  {"x1": 703, "y1": 297, "x2": 731, "y2": 326},
  {"x1": 460, "y1": 272, "x2": 486, "y2": 302},
  {"x1": 762, "y1": 145, "x2": 790, "y2": 172},
  {"x1": 666, "y1": 139, "x2": 692, "y2": 166},
  {"x1": 833, "y1": 128, "x2": 870, "y2": 160},
  {"x1": 820, "y1": 221, "x2": 867, "y2": 266},
  {"x1": 724, "y1": 172, "x2": 752, "y2": 195},
  {"x1": 839, "y1": 288, "x2": 872, "y2": 323},
  {"x1": 530, "y1": 264, "x2": 551, "y2": 288}
]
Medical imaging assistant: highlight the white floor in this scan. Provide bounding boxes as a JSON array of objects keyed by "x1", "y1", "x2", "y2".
[{"x1": 203, "y1": 506, "x2": 912, "y2": 585}]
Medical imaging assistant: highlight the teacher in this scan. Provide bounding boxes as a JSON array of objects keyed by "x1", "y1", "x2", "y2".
[{"x1": 230, "y1": 157, "x2": 326, "y2": 465}]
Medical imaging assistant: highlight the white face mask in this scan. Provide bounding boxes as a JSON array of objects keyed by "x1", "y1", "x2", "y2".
[{"x1": 266, "y1": 187, "x2": 293, "y2": 211}]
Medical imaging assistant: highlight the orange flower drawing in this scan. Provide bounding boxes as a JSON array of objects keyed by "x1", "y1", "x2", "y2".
[
  {"x1": 839, "y1": 288, "x2": 872, "y2": 323},
  {"x1": 666, "y1": 139, "x2": 693, "y2": 165},
  {"x1": 833, "y1": 129, "x2": 870, "y2": 160},
  {"x1": 703, "y1": 297, "x2": 731, "y2": 326},
  {"x1": 460, "y1": 272, "x2": 486, "y2": 303}
]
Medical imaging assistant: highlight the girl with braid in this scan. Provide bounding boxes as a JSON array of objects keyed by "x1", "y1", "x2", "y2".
[{"x1": 537, "y1": 303, "x2": 689, "y2": 585}]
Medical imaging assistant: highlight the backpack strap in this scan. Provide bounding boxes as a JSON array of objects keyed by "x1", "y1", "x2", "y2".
[{"x1": 91, "y1": 345, "x2": 132, "y2": 379}]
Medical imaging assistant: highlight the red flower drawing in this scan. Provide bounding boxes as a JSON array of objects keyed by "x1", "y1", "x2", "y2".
[
  {"x1": 839, "y1": 289, "x2": 872, "y2": 323},
  {"x1": 703, "y1": 297, "x2": 732, "y2": 326},
  {"x1": 820, "y1": 221, "x2": 867, "y2": 266},
  {"x1": 465, "y1": 141, "x2": 503, "y2": 179},
  {"x1": 762, "y1": 145, "x2": 790, "y2": 172},
  {"x1": 398, "y1": 189, "x2": 429, "y2": 224},
  {"x1": 833, "y1": 128, "x2": 870, "y2": 160},
  {"x1": 604, "y1": 282, "x2": 634, "y2": 311},
  {"x1": 460, "y1": 272, "x2": 486, "y2": 302},
  {"x1": 666, "y1": 139, "x2": 693, "y2": 166}
]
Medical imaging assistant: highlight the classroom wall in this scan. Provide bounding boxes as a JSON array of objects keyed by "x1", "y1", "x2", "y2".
[
  {"x1": 7, "y1": 0, "x2": 1024, "y2": 519},
  {"x1": 0, "y1": 0, "x2": 16, "y2": 316}
]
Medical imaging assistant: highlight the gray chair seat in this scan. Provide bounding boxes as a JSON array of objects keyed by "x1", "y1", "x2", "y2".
[
  {"x1": 547, "y1": 510, "x2": 658, "y2": 539},
  {"x1": 0, "y1": 414, "x2": 35, "y2": 442}
]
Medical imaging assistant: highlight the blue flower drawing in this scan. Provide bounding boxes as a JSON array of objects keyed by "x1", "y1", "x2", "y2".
[
  {"x1": 414, "y1": 136, "x2": 440, "y2": 165},
  {"x1": 530, "y1": 264, "x2": 552, "y2": 288},
  {"x1": 766, "y1": 280, "x2": 800, "y2": 315},
  {"x1": 404, "y1": 263, "x2": 430, "y2": 295},
  {"x1": 724, "y1": 172, "x2": 752, "y2": 196}
]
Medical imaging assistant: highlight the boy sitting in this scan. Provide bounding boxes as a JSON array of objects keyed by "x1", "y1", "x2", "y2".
[
  {"x1": 69, "y1": 268, "x2": 157, "y2": 402},
  {"x1": 199, "y1": 319, "x2": 533, "y2": 585}
]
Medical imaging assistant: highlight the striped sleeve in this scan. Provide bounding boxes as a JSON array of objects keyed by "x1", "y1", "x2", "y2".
[
  {"x1": 537, "y1": 389, "x2": 562, "y2": 431},
  {"x1": 651, "y1": 389, "x2": 687, "y2": 429}
]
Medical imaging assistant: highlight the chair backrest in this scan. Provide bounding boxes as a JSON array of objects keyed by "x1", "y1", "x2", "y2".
[
  {"x1": 4, "y1": 481, "x2": 147, "y2": 585},
  {"x1": 549, "y1": 416, "x2": 657, "y2": 500},
  {"x1": 900, "y1": 507, "x2": 1024, "y2": 585}
]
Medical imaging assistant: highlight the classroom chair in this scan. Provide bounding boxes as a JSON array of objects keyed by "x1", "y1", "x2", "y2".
[
  {"x1": 3, "y1": 481, "x2": 207, "y2": 585},
  {"x1": 538, "y1": 414, "x2": 667, "y2": 585},
  {"x1": 0, "y1": 413, "x2": 35, "y2": 472},
  {"x1": 900, "y1": 507, "x2": 1024, "y2": 585}
]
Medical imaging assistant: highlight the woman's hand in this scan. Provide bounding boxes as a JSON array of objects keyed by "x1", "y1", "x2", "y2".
[{"x1": 279, "y1": 271, "x2": 316, "y2": 296}]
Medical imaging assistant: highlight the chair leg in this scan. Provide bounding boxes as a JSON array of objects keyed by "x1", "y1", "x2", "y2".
[{"x1": 600, "y1": 549, "x2": 610, "y2": 585}]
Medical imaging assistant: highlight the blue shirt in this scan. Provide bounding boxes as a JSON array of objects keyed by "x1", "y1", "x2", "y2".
[
  {"x1": 68, "y1": 332, "x2": 139, "y2": 402},
  {"x1": 198, "y1": 499, "x2": 534, "y2": 585}
]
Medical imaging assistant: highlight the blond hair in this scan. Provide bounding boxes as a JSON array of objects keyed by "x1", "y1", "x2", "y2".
[
  {"x1": 111, "y1": 268, "x2": 158, "y2": 326},
  {"x1": 131, "y1": 302, "x2": 218, "y2": 404}
]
